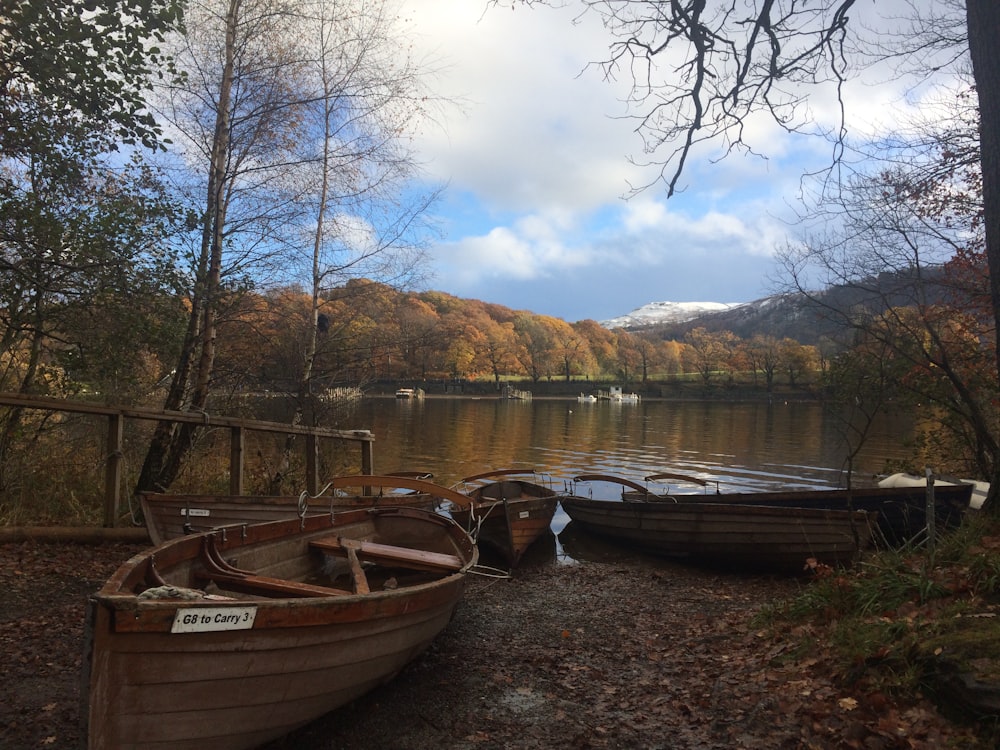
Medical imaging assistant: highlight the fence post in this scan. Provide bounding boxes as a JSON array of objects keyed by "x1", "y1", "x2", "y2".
[
  {"x1": 104, "y1": 414, "x2": 123, "y2": 527},
  {"x1": 229, "y1": 426, "x2": 244, "y2": 496},
  {"x1": 306, "y1": 434, "x2": 318, "y2": 495},
  {"x1": 360, "y1": 437, "x2": 373, "y2": 475},
  {"x1": 925, "y1": 466, "x2": 936, "y2": 550}
]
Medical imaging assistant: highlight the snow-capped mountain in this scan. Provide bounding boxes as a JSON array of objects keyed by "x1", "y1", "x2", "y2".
[{"x1": 600, "y1": 301, "x2": 744, "y2": 329}]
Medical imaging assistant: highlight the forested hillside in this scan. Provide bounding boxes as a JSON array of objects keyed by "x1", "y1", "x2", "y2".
[{"x1": 143, "y1": 278, "x2": 828, "y2": 395}]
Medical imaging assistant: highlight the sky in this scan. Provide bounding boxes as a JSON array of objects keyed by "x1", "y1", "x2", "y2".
[{"x1": 398, "y1": 0, "x2": 952, "y2": 324}]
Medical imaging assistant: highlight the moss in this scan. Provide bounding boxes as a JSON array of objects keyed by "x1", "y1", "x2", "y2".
[{"x1": 923, "y1": 613, "x2": 1000, "y2": 685}]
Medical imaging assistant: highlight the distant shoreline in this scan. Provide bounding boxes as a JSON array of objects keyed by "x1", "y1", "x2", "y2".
[{"x1": 368, "y1": 380, "x2": 822, "y2": 403}]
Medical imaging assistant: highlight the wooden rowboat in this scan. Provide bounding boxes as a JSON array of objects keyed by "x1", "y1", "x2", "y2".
[
  {"x1": 141, "y1": 474, "x2": 473, "y2": 545},
  {"x1": 560, "y1": 489, "x2": 876, "y2": 573},
  {"x1": 83, "y1": 505, "x2": 477, "y2": 750},
  {"x1": 574, "y1": 473, "x2": 974, "y2": 548},
  {"x1": 448, "y1": 469, "x2": 561, "y2": 567}
]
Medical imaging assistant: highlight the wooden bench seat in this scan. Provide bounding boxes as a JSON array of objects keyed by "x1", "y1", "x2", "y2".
[
  {"x1": 310, "y1": 536, "x2": 464, "y2": 573},
  {"x1": 199, "y1": 570, "x2": 353, "y2": 598}
]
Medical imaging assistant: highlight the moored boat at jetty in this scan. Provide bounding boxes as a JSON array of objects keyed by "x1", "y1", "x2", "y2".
[
  {"x1": 448, "y1": 469, "x2": 561, "y2": 566},
  {"x1": 141, "y1": 474, "x2": 473, "y2": 545},
  {"x1": 394, "y1": 387, "x2": 424, "y2": 399},
  {"x1": 597, "y1": 386, "x2": 639, "y2": 402},
  {"x1": 83, "y1": 505, "x2": 477, "y2": 750}
]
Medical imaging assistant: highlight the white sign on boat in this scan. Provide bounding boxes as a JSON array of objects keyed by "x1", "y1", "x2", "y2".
[
  {"x1": 171, "y1": 606, "x2": 258, "y2": 633},
  {"x1": 178, "y1": 508, "x2": 211, "y2": 517}
]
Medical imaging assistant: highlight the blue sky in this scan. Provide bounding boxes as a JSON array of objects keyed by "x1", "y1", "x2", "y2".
[{"x1": 402, "y1": 1, "x2": 942, "y2": 324}]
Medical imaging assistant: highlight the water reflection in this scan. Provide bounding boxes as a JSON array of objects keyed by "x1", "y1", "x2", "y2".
[{"x1": 338, "y1": 396, "x2": 915, "y2": 492}]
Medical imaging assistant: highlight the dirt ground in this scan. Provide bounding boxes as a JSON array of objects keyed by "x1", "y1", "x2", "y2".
[{"x1": 0, "y1": 536, "x2": 989, "y2": 749}]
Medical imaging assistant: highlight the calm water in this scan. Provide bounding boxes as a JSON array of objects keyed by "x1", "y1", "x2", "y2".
[
  {"x1": 336, "y1": 396, "x2": 915, "y2": 492},
  {"x1": 314, "y1": 395, "x2": 917, "y2": 564}
]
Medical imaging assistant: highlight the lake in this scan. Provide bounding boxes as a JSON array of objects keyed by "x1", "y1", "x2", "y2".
[{"x1": 338, "y1": 395, "x2": 916, "y2": 493}]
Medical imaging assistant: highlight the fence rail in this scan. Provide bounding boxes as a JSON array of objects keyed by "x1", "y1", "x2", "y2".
[{"x1": 0, "y1": 393, "x2": 374, "y2": 528}]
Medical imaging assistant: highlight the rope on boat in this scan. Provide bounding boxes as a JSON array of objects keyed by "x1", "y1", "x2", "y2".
[
  {"x1": 467, "y1": 499, "x2": 501, "y2": 542},
  {"x1": 138, "y1": 585, "x2": 205, "y2": 600},
  {"x1": 126, "y1": 490, "x2": 142, "y2": 527},
  {"x1": 467, "y1": 563, "x2": 511, "y2": 580},
  {"x1": 295, "y1": 482, "x2": 334, "y2": 519}
]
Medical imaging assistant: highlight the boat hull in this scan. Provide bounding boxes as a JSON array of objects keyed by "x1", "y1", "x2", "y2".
[
  {"x1": 84, "y1": 507, "x2": 476, "y2": 749},
  {"x1": 560, "y1": 496, "x2": 875, "y2": 573},
  {"x1": 670, "y1": 483, "x2": 973, "y2": 547},
  {"x1": 450, "y1": 474, "x2": 560, "y2": 566}
]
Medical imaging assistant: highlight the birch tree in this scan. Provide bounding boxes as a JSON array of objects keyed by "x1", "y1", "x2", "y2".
[
  {"x1": 137, "y1": 0, "x2": 442, "y2": 492},
  {"x1": 137, "y1": 0, "x2": 310, "y2": 492},
  {"x1": 291, "y1": 0, "x2": 440, "y2": 406}
]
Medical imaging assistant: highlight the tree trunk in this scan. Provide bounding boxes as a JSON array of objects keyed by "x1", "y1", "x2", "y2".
[
  {"x1": 967, "y1": 0, "x2": 1000, "y2": 513},
  {"x1": 135, "y1": 0, "x2": 240, "y2": 494}
]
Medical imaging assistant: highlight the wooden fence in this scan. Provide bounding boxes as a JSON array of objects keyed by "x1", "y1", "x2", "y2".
[{"x1": 0, "y1": 393, "x2": 374, "y2": 528}]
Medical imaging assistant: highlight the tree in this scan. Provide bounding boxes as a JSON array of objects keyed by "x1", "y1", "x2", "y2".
[
  {"x1": 479, "y1": 318, "x2": 525, "y2": 387},
  {"x1": 613, "y1": 329, "x2": 642, "y2": 384},
  {"x1": 289, "y1": 0, "x2": 441, "y2": 405},
  {"x1": 0, "y1": 0, "x2": 183, "y2": 160},
  {"x1": 514, "y1": 315, "x2": 556, "y2": 382},
  {"x1": 395, "y1": 296, "x2": 443, "y2": 378},
  {"x1": 548, "y1": 318, "x2": 592, "y2": 382},
  {"x1": 823, "y1": 334, "x2": 903, "y2": 488},
  {"x1": 137, "y1": 0, "x2": 320, "y2": 492},
  {"x1": 777, "y1": 106, "x2": 1000, "y2": 483},
  {"x1": 500, "y1": 0, "x2": 1000, "y2": 508},
  {"x1": 968, "y1": 8, "x2": 1000, "y2": 489},
  {"x1": 0, "y1": 152, "x2": 183, "y2": 487},
  {"x1": 746, "y1": 335, "x2": 781, "y2": 392},
  {"x1": 779, "y1": 339, "x2": 818, "y2": 388},
  {"x1": 684, "y1": 327, "x2": 728, "y2": 385},
  {"x1": 661, "y1": 339, "x2": 684, "y2": 378},
  {"x1": 573, "y1": 319, "x2": 618, "y2": 377},
  {"x1": 0, "y1": 1, "x2": 186, "y2": 487}
]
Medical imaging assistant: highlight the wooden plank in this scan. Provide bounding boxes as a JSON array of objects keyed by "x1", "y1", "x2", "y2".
[
  {"x1": 0, "y1": 526, "x2": 150, "y2": 544},
  {"x1": 461, "y1": 468, "x2": 539, "y2": 482},
  {"x1": 645, "y1": 472, "x2": 709, "y2": 487},
  {"x1": 345, "y1": 547, "x2": 370, "y2": 594},
  {"x1": 0, "y1": 391, "x2": 375, "y2": 441},
  {"x1": 199, "y1": 571, "x2": 352, "y2": 598},
  {"x1": 310, "y1": 536, "x2": 463, "y2": 573},
  {"x1": 306, "y1": 433, "x2": 318, "y2": 496},
  {"x1": 574, "y1": 474, "x2": 652, "y2": 494},
  {"x1": 328, "y1": 475, "x2": 472, "y2": 508},
  {"x1": 0, "y1": 391, "x2": 378, "y2": 531},
  {"x1": 361, "y1": 440, "x2": 374, "y2": 475}
]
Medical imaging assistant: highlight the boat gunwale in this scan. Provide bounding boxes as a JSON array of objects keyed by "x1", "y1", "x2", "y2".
[
  {"x1": 559, "y1": 493, "x2": 877, "y2": 522},
  {"x1": 93, "y1": 507, "x2": 477, "y2": 617}
]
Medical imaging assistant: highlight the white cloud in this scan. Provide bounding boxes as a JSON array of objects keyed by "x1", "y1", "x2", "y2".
[
  {"x1": 400, "y1": 0, "x2": 965, "y2": 322},
  {"x1": 406, "y1": 1, "x2": 647, "y2": 215}
]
